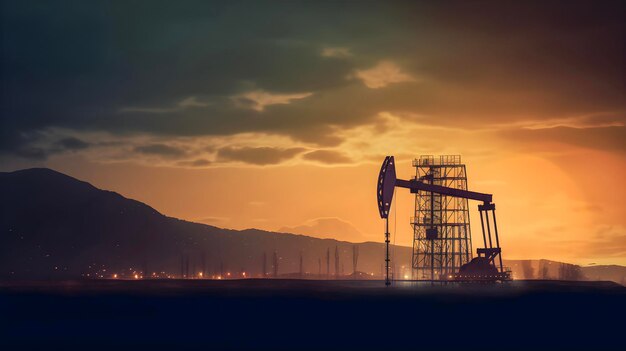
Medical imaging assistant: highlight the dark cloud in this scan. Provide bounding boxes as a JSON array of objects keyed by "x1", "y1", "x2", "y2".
[
  {"x1": 12, "y1": 146, "x2": 48, "y2": 160},
  {"x1": 303, "y1": 150, "x2": 352, "y2": 164},
  {"x1": 178, "y1": 159, "x2": 211, "y2": 167},
  {"x1": 1, "y1": 1, "x2": 624, "y2": 157},
  {"x1": 134, "y1": 143, "x2": 186, "y2": 158},
  {"x1": 216, "y1": 146, "x2": 305, "y2": 165},
  {"x1": 189, "y1": 159, "x2": 211, "y2": 167},
  {"x1": 56, "y1": 137, "x2": 90, "y2": 150},
  {"x1": 0, "y1": 134, "x2": 91, "y2": 160}
]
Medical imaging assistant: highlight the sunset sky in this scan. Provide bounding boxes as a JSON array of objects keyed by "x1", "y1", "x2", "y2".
[{"x1": 1, "y1": 1, "x2": 624, "y2": 265}]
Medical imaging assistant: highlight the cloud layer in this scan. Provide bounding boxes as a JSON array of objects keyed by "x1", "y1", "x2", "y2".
[
  {"x1": 1, "y1": 1, "x2": 623, "y2": 165},
  {"x1": 1, "y1": 1, "x2": 625, "y2": 266}
]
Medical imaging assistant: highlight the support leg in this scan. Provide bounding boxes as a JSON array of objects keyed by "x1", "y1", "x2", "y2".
[
  {"x1": 479, "y1": 209, "x2": 487, "y2": 249},
  {"x1": 492, "y1": 209, "x2": 504, "y2": 272},
  {"x1": 385, "y1": 217, "x2": 390, "y2": 286}
]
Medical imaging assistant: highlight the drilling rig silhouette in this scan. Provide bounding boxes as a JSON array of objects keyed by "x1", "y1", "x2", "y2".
[{"x1": 377, "y1": 156, "x2": 511, "y2": 285}]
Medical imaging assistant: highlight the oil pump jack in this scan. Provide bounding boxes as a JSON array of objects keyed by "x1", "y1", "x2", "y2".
[{"x1": 377, "y1": 156, "x2": 511, "y2": 285}]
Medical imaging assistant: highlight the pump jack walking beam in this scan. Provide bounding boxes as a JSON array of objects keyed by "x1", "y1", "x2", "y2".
[{"x1": 394, "y1": 179, "x2": 492, "y2": 204}]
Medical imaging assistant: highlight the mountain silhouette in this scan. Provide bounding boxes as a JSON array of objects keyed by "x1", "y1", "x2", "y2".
[
  {"x1": 0, "y1": 168, "x2": 409, "y2": 280},
  {"x1": 2, "y1": 168, "x2": 624, "y2": 284}
]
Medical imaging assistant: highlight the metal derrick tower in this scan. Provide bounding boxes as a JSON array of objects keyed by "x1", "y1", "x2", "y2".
[
  {"x1": 411, "y1": 155, "x2": 473, "y2": 280},
  {"x1": 378, "y1": 155, "x2": 510, "y2": 284}
]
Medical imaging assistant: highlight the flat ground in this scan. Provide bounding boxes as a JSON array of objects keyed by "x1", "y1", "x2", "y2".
[{"x1": 1, "y1": 279, "x2": 624, "y2": 350}]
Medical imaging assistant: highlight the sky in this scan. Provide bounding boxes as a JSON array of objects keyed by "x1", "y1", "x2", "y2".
[{"x1": 1, "y1": 1, "x2": 625, "y2": 265}]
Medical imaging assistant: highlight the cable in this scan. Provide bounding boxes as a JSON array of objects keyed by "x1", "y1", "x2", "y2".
[{"x1": 392, "y1": 187, "x2": 397, "y2": 284}]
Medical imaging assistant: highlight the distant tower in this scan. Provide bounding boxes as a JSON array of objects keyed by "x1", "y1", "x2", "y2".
[
  {"x1": 262, "y1": 252, "x2": 267, "y2": 277},
  {"x1": 185, "y1": 255, "x2": 190, "y2": 279},
  {"x1": 318, "y1": 257, "x2": 322, "y2": 276},
  {"x1": 180, "y1": 254, "x2": 185, "y2": 278},
  {"x1": 201, "y1": 253, "x2": 206, "y2": 279},
  {"x1": 273, "y1": 251, "x2": 279, "y2": 278},
  {"x1": 352, "y1": 245, "x2": 359, "y2": 277},
  {"x1": 334, "y1": 246, "x2": 340, "y2": 278},
  {"x1": 412, "y1": 155, "x2": 473, "y2": 280},
  {"x1": 326, "y1": 248, "x2": 330, "y2": 278},
  {"x1": 299, "y1": 251, "x2": 304, "y2": 278}
]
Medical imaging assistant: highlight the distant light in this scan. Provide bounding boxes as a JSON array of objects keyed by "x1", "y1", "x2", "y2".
[
  {"x1": 404, "y1": 275, "x2": 409, "y2": 279},
  {"x1": 134, "y1": 274, "x2": 139, "y2": 279},
  {"x1": 242, "y1": 272, "x2": 246, "y2": 277},
  {"x1": 113, "y1": 274, "x2": 118, "y2": 279},
  {"x1": 227, "y1": 272, "x2": 231, "y2": 276},
  {"x1": 198, "y1": 272, "x2": 203, "y2": 277}
]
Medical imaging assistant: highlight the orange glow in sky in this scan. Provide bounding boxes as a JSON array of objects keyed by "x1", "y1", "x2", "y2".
[
  {"x1": 43, "y1": 130, "x2": 626, "y2": 266},
  {"x1": 1, "y1": 2, "x2": 624, "y2": 265}
]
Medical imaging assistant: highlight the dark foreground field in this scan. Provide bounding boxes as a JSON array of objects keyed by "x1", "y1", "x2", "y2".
[{"x1": 1, "y1": 279, "x2": 624, "y2": 350}]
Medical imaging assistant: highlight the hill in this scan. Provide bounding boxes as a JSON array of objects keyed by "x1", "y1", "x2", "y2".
[
  {"x1": 2, "y1": 168, "x2": 624, "y2": 285},
  {"x1": 0, "y1": 168, "x2": 410, "y2": 280},
  {"x1": 580, "y1": 264, "x2": 626, "y2": 285}
]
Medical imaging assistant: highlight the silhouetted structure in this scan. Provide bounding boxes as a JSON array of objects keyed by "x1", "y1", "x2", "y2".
[
  {"x1": 273, "y1": 251, "x2": 278, "y2": 278},
  {"x1": 538, "y1": 260, "x2": 549, "y2": 279},
  {"x1": 352, "y1": 245, "x2": 359, "y2": 277},
  {"x1": 299, "y1": 251, "x2": 304, "y2": 278},
  {"x1": 180, "y1": 254, "x2": 186, "y2": 278},
  {"x1": 185, "y1": 255, "x2": 190, "y2": 279},
  {"x1": 201, "y1": 253, "x2": 206, "y2": 278},
  {"x1": 334, "y1": 246, "x2": 339, "y2": 278},
  {"x1": 559, "y1": 263, "x2": 582, "y2": 281},
  {"x1": 326, "y1": 248, "x2": 330, "y2": 278},
  {"x1": 262, "y1": 252, "x2": 267, "y2": 277},
  {"x1": 521, "y1": 260, "x2": 534, "y2": 279},
  {"x1": 377, "y1": 155, "x2": 511, "y2": 284},
  {"x1": 412, "y1": 155, "x2": 472, "y2": 280}
]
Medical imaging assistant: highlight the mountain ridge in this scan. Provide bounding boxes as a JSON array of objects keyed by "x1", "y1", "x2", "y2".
[
  {"x1": 1, "y1": 168, "x2": 624, "y2": 285},
  {"x1": 0, "y1": 168, "x2": 411, "y2": 280}
]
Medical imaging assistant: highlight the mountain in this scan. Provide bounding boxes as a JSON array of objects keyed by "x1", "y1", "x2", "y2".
[
  {"x1": 580, "y1": 265, "x2": 626, "y2": 285},
  {"x1": 502, "y1": 259, "x2": 626, "y2": 285},
  {"x1": 0, "y1": 168, "x2": 410, "y2": 280},
  {"x1": 2, "y1": 168, "x2": 624, "y2": 285}
]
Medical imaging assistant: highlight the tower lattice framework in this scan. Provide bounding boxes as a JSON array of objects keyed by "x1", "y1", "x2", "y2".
[{"x1": 412, "y1": 155, "x2": 473, "y2": 280}]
